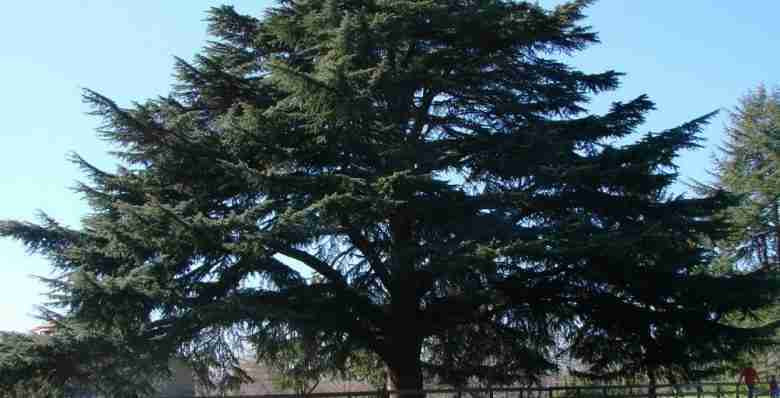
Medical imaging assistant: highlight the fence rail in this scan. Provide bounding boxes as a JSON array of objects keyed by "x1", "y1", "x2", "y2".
[{"x1": 186, "y1": 382, "x2": 766, "y2": 398}]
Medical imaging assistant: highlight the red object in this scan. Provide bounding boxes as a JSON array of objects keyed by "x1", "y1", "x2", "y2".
[{"x1": 742, "y1": 367, "x2": 759, "y2": 385}]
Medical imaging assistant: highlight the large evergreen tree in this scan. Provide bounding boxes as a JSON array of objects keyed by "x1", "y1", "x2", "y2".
[
  {"x1": 3, "y1": 1, "x2": 780, "y2": 395},
  {"x1": 696, "y1": 86, "x2": 780, "y2": 270}
]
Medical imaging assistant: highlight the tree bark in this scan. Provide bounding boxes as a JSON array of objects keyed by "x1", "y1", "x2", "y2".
[
  {"x1": 774, "y1": 201, "x2": 780, "y2": 265},
  {"x1": 384, "y1": 298, "x2": 424, "y2": 398},
  {"x1": 385, "y1": 206, "x2": 425, "y2": 398},
  {"x1": 387, "y1": 350, "x2": 424, "y2": 398},
  {"x1": 648, "y1": 370, "x2": 657, "y2": 398},
  {"x1": 383, "y1": 310, "x2": 425, "y2": 398}
]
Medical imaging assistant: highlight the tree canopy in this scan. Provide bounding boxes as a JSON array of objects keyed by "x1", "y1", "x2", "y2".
[
  {"x1": 2, "y1": 1, "x2": 780, "y2": 396},
  {"x1": 696, "y1": 86, "x2": 780, "y2": 270},
  {"x1": 691, "y1": 85, "x2": 780, "y2": 376}
]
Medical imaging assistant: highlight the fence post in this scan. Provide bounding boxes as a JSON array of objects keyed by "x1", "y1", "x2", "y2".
[
  {"x1": 716, "y1": 383, "x2": 721, "y2": 398},
  {"x1": 603, "y1": 386, "x2": 608, "y2": 398}
]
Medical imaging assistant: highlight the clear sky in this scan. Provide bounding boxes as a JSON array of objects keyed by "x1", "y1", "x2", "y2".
[{"x1": 1, "y1": 1, "x2": 779, "y2": 333}]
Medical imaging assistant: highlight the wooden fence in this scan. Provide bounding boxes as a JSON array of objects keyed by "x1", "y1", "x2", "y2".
[{"x1": 187, "y1": 382, "x2": 765, "y2": 398}]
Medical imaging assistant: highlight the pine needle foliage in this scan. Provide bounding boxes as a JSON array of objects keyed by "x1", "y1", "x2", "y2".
[
  {"x1": 694, "y1": 86, "x2": 780, "y2": 270},
  {"x1": 2, "y1": 1, "x2": 780, "y2": 395}
]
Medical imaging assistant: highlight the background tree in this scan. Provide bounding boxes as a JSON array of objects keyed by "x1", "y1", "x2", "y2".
[
  {"x1": 341, "y1": 350, "x2": 387, "y2": 390},
  {"x1": 2, "y1": 1, "x2": 780, "y2": 395},
  {"x1": 692, "y1": 86, "x2": 780, "y2": 378},
  {"x1": 261, "y1": 324, "x2": 326, "y2": 395},
  {"x1": 695, "y1": 86, "x2": 780, "y2": 270}
]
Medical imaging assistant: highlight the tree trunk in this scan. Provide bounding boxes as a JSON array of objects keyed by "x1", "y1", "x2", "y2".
[
  {"x1": 648, "y1": 370, "x2": 657, "y2": 398},
  {"x1": 384, "y1": 314, "x2": 424, "y2": 398},
  {"x1": 386, "y1": 208, "x2": 424, "y2": 398},
  {"x1": 387, "y1": 353, "x2": 424, "y2": 398},
  {"x1": 774, "y1": 201, "x2": 780, "y2": 265}
]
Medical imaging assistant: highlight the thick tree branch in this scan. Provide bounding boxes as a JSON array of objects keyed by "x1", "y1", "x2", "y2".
[
  {"x1": 412, "y1": 88, "x2": 437, "y2": 140},
  {"x1": 269, "y1": 243, "x2": 348, "y2": 287},
  {"x1": 342, "y1": 221, "x2": 392, "y2": 289}
]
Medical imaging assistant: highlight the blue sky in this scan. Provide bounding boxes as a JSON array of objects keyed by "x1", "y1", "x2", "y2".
[{"x1": 1, "y1": 1, "x2": 779, "y2": 333}]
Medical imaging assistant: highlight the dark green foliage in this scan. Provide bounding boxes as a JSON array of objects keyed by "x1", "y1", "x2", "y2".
[
  {"x1": 0, "y1": 320, "x2": 169, "y2": 397},
  {"x1": 2, "y1": 1, "x2": 780, "y2": 395},
  {"x1": 341, "y1": 350, "x2": 387, "y2": 389},
  {"x1": 260, "y1": 323, "x2": 331, "y2": 394}
]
